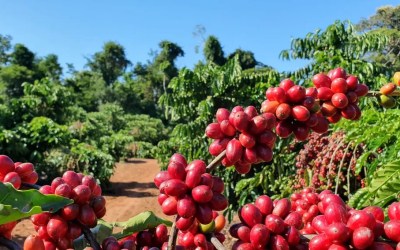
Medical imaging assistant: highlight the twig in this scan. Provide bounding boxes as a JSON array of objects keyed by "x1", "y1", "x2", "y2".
[
  {"x1": 366, "y1": 90, "x2": 400, "y2": 97},
  {"x1": 313, "y1": 91, "x2": 400, "y2": 102},
  {"x1": 21, "y1": 183, "x2": 41, "y2": 190},
  {"x1": 326, "y1": 138, "x2": 345, "y2": 188},
  {"x1": 80, "y1": 223, "x2": 101, "y2": 250},
  {"x1": 167, "y1": 217, "x2": 178, "y2": 250},
  {"x1": 335, "y1": 142, "x2": 352, "y2": 195},
  {"x1": 206, "y1": 150, "x2": 226, "y2": 173},
  {"x1": 0, "y1": 237, "x2": 21, "y2": 250},
  {"x1": 210, "y1": 234, "x2": 225, "y2": 250},
  {"x1": 347, "y1": 143, "x2": 359, "y2": 200},
  {"x1": 347, "y1": 155, "x2": 353, "y2": 200}
]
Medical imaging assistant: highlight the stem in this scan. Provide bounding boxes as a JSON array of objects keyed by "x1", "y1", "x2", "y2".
[
  {"x1": 326, "y1": 138, "x2": 345, "y2": 188},
  {"x1": 80, "y1": 223, "x2": 101, "y2": 250},
  {"x1": 347, "y1": 160, "x2": 352, "y2": 199},
  {"x1": 366, "y1": 90, "x2": 400, "y2": 97},
  {"x1": 167, "y1": 217, "x2": 178, "y2": 250},
  {"x1": 335, "y1": 142, "x2": 352, "y2": 195},
  {"x1": 0, "y1": 237, "x2": 21, "y2": 250},
  {"x1": 347, "y1": 144, "x2": 359, "y2": 200},
  {"x1": 364, "y1": 166, "x2": 368, "y2": 182},
  {"x1": 21, "y1": 183, "x2": 41, "y2": 190},
  {"x1": 206, "y1": 150, "x2": 226, "y2": 173},
  {"x1": 210, "y1": 234, "x2": 225, "y2": 250},
  {"x1": 313, "y1": 90, "x2": 400, "y2": 103}
]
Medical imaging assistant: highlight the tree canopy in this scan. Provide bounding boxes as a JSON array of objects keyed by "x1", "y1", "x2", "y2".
[
  {"x1": 228, "y1": 49, "x2": 257, "y2": 69},
  {"x1": 86, "y1": 41, "x2": 131, "y2": 85},
  {"x1": 203, "y1": 35, "x2": 226, "y2": 66},
  {"x1": 357, "y1": 5, "x2": 400, "y2": 70},
  {"x1": 11, "y1": 44, "x2": 35, "y2": 69}
]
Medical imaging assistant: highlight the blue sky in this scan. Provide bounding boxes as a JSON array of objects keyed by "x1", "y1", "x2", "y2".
[{"x1": 0, "y1": 1, "x2": 398, "y2": 73}]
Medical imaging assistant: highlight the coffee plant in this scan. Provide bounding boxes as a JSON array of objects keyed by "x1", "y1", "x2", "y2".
[
  {"x1": 293, "y1": 131, "x2": 364, "y2": 197},
  {"x1": 150, "y1": 68, "x2": 400, "y2": 250},
  {"x1": 1, "y1": 67, "x2": 400, "y2": 250}
]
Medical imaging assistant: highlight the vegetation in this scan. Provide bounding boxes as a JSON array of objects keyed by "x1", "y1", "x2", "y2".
[
  {"x1": 1, "y1": 4, "x2": 400, "y2": 250},
  {"x1": 0, "y1": 0, "x2": 399, "y2": 232},
  {"x1": 0, "y1": 38, "x2": 170, "y2": 185}
]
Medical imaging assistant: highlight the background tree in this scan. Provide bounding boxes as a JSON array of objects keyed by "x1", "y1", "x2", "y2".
[
  {"x1": 37, "y1": 54, "x2": 63, "y2": 81},
  {"x1": 227, "y1": 49, "x2": 257, "y2": 70},
  {"x1": 0, "y1": 44, "x2": 38, "y2": 97},
  {"x1": 203, "y1": 35, "x2": 226, "y2": 65},
  {"x1": 0, "y1": 64, "x2": 35, "y2": 97},
  {"x1": 64, "y1": 70, "x2": 107, "y2": 111},
  {"x1": 111, "y1": 76, "x2": 157, "y2": 116},
  {"x1": 153, "y1": 40, "x2": 184, "y2": 91},
  {"x1": 11, "y1": 44, "x2": 35, "y2": 69},
  {"x1": 357, "y1": 5, "x2": 400, "y2": 70},
  {"x1": 10, "y1": 78, "x2": 73, "y2": 125},
  {"x1": 87, "y1": 41, "x2": 131, "y2": 85},
  {"x1": 133, "y1": 40, "x2": 184, "y2": 112},
  {"x1": 0, "y1": 34, "x2": 12, "y2": 65},
  {"x1": 0, "y1": 36, "x2": 167, "y2": 185}
]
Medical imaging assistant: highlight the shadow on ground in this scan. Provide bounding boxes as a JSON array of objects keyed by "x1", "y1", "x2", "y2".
[
  {"x1": 124, "y1": 159, "x2": 147, "y2": 164},
  {"x1": 103, "y1": 181, "x2": 157, "y2": 198}
]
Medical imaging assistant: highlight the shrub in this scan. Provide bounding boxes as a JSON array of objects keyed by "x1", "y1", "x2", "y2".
[{"x1": 42, "y1": 142, "x2": 115, "y2": 186}]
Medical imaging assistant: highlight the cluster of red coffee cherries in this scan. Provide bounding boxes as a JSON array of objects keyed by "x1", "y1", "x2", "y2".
[
  {"x1": 230, "y1": 188, "x2": 400, "y2": 250},
  {"x1": 154, "y1": 153, "x2": 228, "y2": 249},
  {"x1": 0, "y1": 155, "x2": 39, "y2": 239},
  {"x1": 206, "y1": 106, "x2": 276, "y2": 173},
  {"x1": 154, "y1": 154, "x2": 228, "y2": 223},
  {"x1": 230, "y1": 195, "x2": 298, "y2": 249},
  {"x1": 261, "y1": 68, "x2": 368, "y2": 140},
  {"x1": 311, "y1": 68, "x2": 367, "y2": 123},
  {"x1": 30, "y1": 171, "x2": 105, "y2": 249},
  {"x1": 306, "y1": 191, "x2": 399, "y2": 250},
  {"x1": 262, "y1": 78, "x2": 328, "y2": 140},
  {"x1": 100, "y1": 225, "x2": 166, "y2": 250},
  {"x1": 204, "y1": 68, "x2": 369, "y2": 174}
]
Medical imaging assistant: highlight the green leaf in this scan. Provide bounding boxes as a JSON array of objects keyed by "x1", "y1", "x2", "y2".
[
  {"x1": 0, "y1": 182, "x2": 73, "y2": 224},
  {"x1": 349, "y1": 160, "x2": 400, "y2": 209},
  {"x1": 73, "y1": 220, "x2": 113, "y2": 250},
  {"x1": 112, "y1": 211, "x2": 172, "y2": 239},
  {"x1": 348, "y1": 188, "x2": 371, "y2": 209},
  {"x1": 94, "y1": 220, "x2": 114, "y2": 243},
  {"x1": 73, "y1": 212, "x2": 173, "y2": 248},
  {"x1": 355, "y1": 151, "x2": 373, "y2": 175}
]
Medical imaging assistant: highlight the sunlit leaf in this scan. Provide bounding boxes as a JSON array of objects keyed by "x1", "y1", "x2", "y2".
[{"x1": 0, "y1": 182, "x2": 72, "y2": 225}]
